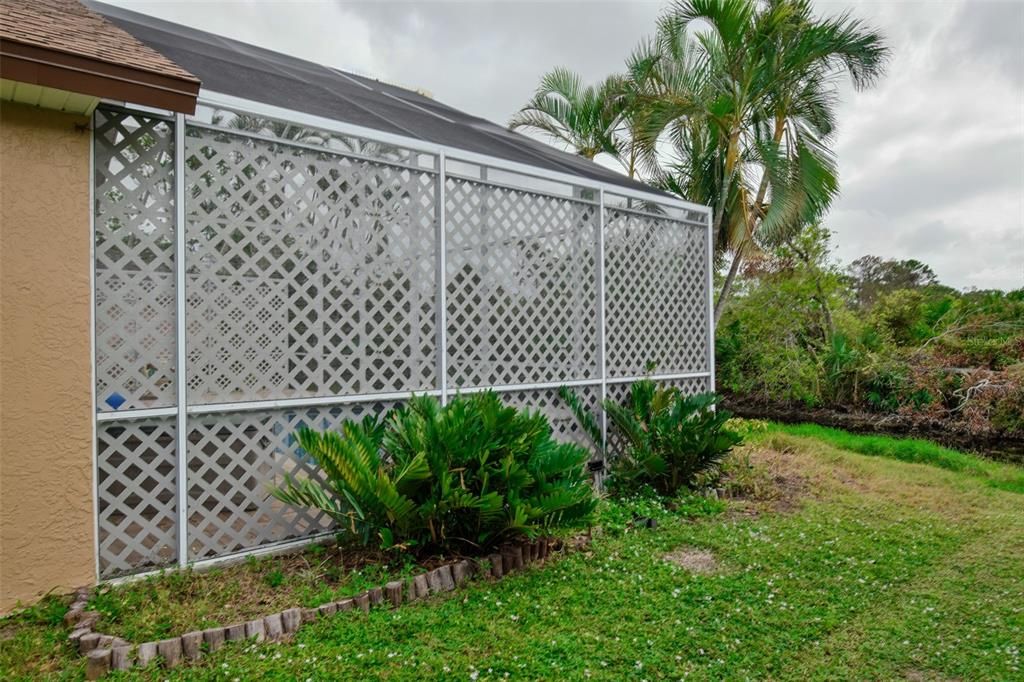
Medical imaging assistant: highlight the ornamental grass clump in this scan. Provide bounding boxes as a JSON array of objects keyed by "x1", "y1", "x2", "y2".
[
  {"x1": 272, "y1": 392, "x2": 597, "y2": 554},
  {"x1": 561, "y1": 380, "x2": 741, "y2": 496}
]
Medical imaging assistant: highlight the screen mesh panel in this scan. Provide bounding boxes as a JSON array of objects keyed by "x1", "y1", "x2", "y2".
[
  {"x1": 445, "y1": 178, "x2": 598, "y2": 388},
  {"x1": 183, "y1": 127, "x2": 437, "y2": 404},
  {"x1": 94, "y1": 110, "x2": 177, "y2": 412}
]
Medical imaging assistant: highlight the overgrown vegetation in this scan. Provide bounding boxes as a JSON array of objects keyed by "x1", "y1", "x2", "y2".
[
  {"x1": 716, "y1": 224, "x2": 1024, "y2": 439},
  {"x1": 561, "y1": 381, "x2": 741, "y2": 496},
  {"x1": 273, "y1": 392, "x2": 597, "y2": 555},
  {"x1": 3, "y1": 429, "x2": 1021, "y2": 680}
]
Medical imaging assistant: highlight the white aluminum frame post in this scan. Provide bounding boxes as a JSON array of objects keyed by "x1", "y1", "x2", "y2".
[
  {"x1": 174, "y1": 113, "x2": 188, "y2": 567},
  {"x1": 436, "y1": 150, "x2": 449, "y2": 405}
]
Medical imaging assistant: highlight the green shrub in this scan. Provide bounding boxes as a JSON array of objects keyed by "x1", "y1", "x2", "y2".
[
  {"x1": 272, "y1": 392, "x2": 597, "y2": 554},
  {"x1": 562, "y1": 381, "x2": 741, "y2": 496}
]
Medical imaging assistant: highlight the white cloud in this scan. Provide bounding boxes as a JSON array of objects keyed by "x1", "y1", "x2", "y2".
[{"x1": 821, "y1": 0, "x2": 1024, "y2": 290}]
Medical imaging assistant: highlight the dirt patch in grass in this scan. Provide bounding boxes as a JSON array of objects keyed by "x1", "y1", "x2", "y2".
[
  {"x1": 766, "y1": 432, "x2": 1014, "y2": 523},
  {"x1": 720, "y1": 445, "x2": 813, "y2": 516},
  {"x1": 663, "y1": 547, "x2": 718, "y2": 574},
  {"x1": 0, "y1": 622, "x2": 17, "y2": 642}
]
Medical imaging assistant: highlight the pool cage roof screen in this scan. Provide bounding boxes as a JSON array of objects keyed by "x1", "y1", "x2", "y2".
[
  {"x1": 89, "y1": 0, "x2": 671, "y2": 197},
  {"x1": 88, "y1": 0, "x2": 714, "y2": 579}
]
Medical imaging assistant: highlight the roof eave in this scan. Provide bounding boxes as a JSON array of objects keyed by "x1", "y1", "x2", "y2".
[{"x1": 0, "y1": 38, "x2": 200, "y2": 114}]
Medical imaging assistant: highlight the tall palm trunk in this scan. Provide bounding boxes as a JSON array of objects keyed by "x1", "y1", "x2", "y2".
[
  {"x1": 713, "y1": 240, "x2": 746, "y2": 326},
  {"x1": 711, "y1": 127, "x2": 741, "y2": 245},
  {"x1": 713, "y1": 115, "x2": 785, "y2": 326}
]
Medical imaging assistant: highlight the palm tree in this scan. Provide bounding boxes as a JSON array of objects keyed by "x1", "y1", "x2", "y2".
[
  {"x1": 509, "y1": 67, "x2": 629, "y2": 163},
  {"x1": 638, "y1": 0, "x2": 888, "y2": 325}
]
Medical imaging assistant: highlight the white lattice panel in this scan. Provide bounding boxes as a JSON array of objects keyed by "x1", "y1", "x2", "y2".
[
  {"x1": 605, "y1": 207, "x2": 708, "y2": 378},
  {"x1": 185, "y1": 401, "x2": 397, "y2": 560},
  {"x1": 197, "y1": 106, "x2": 427, "y2": 168},
  {"x1": 97, "y1": 418, "x2": 178, "y2": 577},
  {"x1": 184, "y1": 128, "x2": 437, "y2": 404},
  {"x1": 490, "y1": 385, "x2": 602, "y2": 452},
  {"x1": 445, "y1": 178, "x2": 598, "y2": 388},
  {"x1": 94, "y1": 110, "x2": 177, "y2": 411}
]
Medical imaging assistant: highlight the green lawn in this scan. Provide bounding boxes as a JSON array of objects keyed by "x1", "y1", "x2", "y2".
[{"x1": 2, "y1": 428, "x2": 1021, "y2": 680}]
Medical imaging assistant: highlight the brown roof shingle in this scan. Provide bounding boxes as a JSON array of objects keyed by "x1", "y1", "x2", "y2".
[{"x1": 0, "y1": 0, "x2": 197, "y2": 83}]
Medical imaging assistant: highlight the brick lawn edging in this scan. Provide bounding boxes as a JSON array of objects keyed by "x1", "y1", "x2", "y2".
[{"x1": 67, "y1": 536, "x2": 587, "y2": 678}]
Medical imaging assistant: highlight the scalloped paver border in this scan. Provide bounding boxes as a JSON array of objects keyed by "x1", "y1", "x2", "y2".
[{"x1": 69, "y1": 536, "x2": 579, "y2": 678}]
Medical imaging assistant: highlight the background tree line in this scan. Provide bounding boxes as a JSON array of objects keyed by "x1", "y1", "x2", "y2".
[{"x1": 716, "y1": 225, "x2": 1023, "y2": 440}]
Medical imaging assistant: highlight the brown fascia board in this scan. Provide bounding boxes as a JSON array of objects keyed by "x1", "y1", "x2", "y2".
[{"x1": 0, "y1": 38, "x2": 199, "y2": 114}]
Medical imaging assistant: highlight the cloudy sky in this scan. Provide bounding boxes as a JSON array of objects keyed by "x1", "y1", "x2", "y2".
[{"x1": 109, "y1": 0, "x2": 1024, "y2": 290}]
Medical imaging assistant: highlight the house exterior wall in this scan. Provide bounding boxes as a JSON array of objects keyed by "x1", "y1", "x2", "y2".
[{"x1": 0, "y1": 101, "x2": 94, "y2": 612}]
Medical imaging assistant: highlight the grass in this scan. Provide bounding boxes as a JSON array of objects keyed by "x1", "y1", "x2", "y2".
[
  {"x1": 768, "y1": 421, "x2": 1024, "y2": 493},
  {"x1": 82, "y1": 547, "x2": 418, "y2": 642},
  {"x1": 1, "y1": 427, "x2": 1021, "y2": 680}
]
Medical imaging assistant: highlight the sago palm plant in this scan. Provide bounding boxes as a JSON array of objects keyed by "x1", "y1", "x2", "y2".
[
  {"x1": 560, "y1": 381, "x2": 741, "y2": 496},
  {"x1": 273, "y1": 392, "x2": 597, "y2": 553}
]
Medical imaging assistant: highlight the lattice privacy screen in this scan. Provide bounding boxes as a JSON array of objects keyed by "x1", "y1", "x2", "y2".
[
  {"x1": 94, "y1": 110, "x2": 177, "y2": 412},
  {"x1": 93, "y1": 107, "x2": 712, "y2": 577}
]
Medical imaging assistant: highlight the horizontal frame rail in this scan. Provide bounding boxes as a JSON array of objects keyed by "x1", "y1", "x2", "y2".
[
  {"x1": 186, "y1": 119, "x2": 437, "y2": 174},
  {"x1": 97, "y1": 373, "x2": 711, "y2": 422},
  {"x1": 605, "y1": 371, "x2": 711, "y2": 385},
  {"x1": 196, "y1": 90, "x2": 711, "y2": 216},
  {"x1": 603, "y1": 200, "x2": 707, "y2": 226},
  {"x1": 445, "y1": 170, "x2": 600, "y2": 206},
  {"x1": 104, "y1": 530, "x2": 338, "y2": 587},
  {"x1": 96, "y1": 406, "x2": 178, "y2": 422}
]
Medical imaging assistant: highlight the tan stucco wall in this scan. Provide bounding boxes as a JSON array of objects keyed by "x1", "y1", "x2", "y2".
[{"x1": 0, "y1": 101, "x2": 94, "y2": 612}]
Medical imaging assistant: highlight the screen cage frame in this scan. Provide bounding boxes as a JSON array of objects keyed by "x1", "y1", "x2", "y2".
[{"x1": 90, "y1": 91, "x2": 715, "y2": 580}]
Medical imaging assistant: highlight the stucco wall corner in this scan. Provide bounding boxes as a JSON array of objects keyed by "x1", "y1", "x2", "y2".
[{"x1": 1, "y1": 101, "x2": 95, "y2": 613}]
